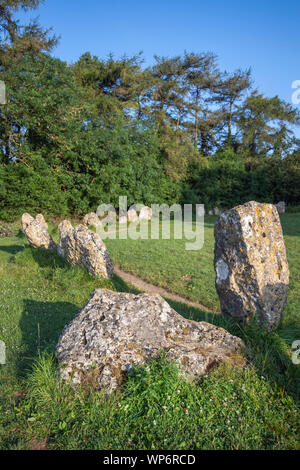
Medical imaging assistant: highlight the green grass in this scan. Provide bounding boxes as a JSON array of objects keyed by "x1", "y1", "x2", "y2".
[
  {"x1": 105, "y1": 217, "x2": 219, "y2": 310},
  {"x1": 105, "y1": 214, "x2": 300, "y2": 324},
  {"x1": 0, "y1": 215, "x2": 299, "y2": 450}
]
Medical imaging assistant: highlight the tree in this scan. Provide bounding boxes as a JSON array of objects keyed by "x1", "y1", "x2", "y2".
[
  {"x1": 0, "y1": 0, "x2": 57, "y2": 62},
  {"x1": 213, "y1": 69, "x2": 251, "y2": 146},
  {"x1": 73, "y1": 52, "x2": 145, "y2": 122},
  {"x1": 237, "y1": 91, "x2": 300, "y2": 157},
  {"x1": 184, "y1": 51, "x2": 219, "y2": 151}
]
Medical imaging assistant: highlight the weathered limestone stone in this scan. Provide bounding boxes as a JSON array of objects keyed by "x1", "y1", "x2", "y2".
[
  {"x1": 214, "y1": 201, "x2": 289, "y2": 329},
  {"x1": 139, "y1": 206, "x2": 152, "y2": 221},
  {"x1": 276, "y1": 201, "x2": 286, "y2": 214},
  {"x1": 56, "y1": 289, "x2": 244, "y2": 392},
  {"x1": 21, "y1": 213, "x2": 56, "y2": 250},
  {"x1": 58, "y1": 221, "x2": 113, "y2": 279},
  {"x1": 127, "y1": 207, "x2": 138, "y2": 222},
  {"x1": 21, "y1": 213, "x2": 34, "y2": 232},
  {"x1": 83, "y1": 212, "x2": 101, "y2": 227}
]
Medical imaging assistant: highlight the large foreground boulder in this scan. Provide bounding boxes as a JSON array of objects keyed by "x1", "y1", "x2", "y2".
[
  {"x1": 58, "y1": 221, "x2": 114, "y2": 279},
  {"x1": 56, "y1": 289, "x2": 244, "y2": 392},
  {"x1": 21, "y1": 213, "x2": 56, "y2": 250},
  {"x1": 214, "y1": 201, "x2": 289, "y2": 329}
]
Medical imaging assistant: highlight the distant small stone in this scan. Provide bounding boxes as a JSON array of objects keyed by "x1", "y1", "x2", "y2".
[
  {"x1": 119, "y1": 211, "x2": 127, "y2": 225},
  {"x1": 139, "y1": 206, "x2": 152, "y2": 221},
  {"x1": 56, "y1": 289, "x2": 244, "y2": 392},
  {"x1": 214, "y1": 201, "x2": 289, "y2": 330},
  {"x1": 275, "y1": 201, "x2": 285, "y2": 214},
  {"x1": 208, "y1": 210, "x2": 214, "y2": 216},
  {"x1": 214, "y1": 207, "x2": 221, "y2": 216},
  {"x1": 83, "y1": 212, "x2": 101, "y2": 227},
  {"x1": 0, "y1": 223, "x2": 13, "y2": 238},
  {"x1": 58, "y1": 221, "x2": 113, "y2": 279},
  {"x1": 21, "y1": 213, "x2": 56, "y2": 250},
  {"x1": 127, "y1": 207, "x2": 139, "y2": 222}
]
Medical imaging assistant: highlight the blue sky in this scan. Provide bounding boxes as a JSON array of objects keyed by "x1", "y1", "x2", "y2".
[{"x1": 19, "y1": 0, "x2": 300, "y2": 135}]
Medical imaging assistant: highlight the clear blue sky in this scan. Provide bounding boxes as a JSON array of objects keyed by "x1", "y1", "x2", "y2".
[{"x1": 19, "y1": 0, "x2": 300, "y2": 135}]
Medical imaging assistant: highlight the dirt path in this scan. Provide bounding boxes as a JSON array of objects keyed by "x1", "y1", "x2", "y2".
[{"x1": 114, "y1": 265, "x2": 216, "y2": 313}]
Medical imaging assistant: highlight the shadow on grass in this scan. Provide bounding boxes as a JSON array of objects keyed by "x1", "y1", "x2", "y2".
[
  {"x1": 30, "y1": 246, "x2": 67, "y2": 269},
  {"x1": 280, "y1": 214, "x2": 300, "y2": 238},
  {"x1": 0, "y1": 244, "x2": 25, "y2": 255},
  {"x1": 111, "y1": 273, "x2": 140, "y2": 295},
  {"x1": 18, "y1": 299, "x2": 80, "y2": 379}
]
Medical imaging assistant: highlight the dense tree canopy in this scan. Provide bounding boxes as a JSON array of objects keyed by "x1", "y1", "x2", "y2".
[{"x1": 0, "y1": 0, "x2": 299, "y2": 220}]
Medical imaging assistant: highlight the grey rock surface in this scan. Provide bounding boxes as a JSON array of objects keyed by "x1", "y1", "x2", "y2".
[
  {"x1": 56, "y1": 289, "x2": 244, "y2": 392},
  {"x1": 58, "y1": 221, "x2": 114, "y2": 279},
  {"x1": 214, "y1": 201, "x2": 289, "y2": 329},
  {"x1": 21, "y1": 213, "x2": 56, "y2": 250}
]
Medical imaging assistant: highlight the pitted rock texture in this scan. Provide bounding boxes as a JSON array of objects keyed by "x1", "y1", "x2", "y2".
[
  {"x1": 58, "y1": 221, "x2": 114, "y2": 279},
  {"x1": 214, "y1": 201, "x2": 289, "y2": 329},
  {"x1": 21, "y1": 213, "x2": 56, "y2": 250},
  {"x1": 83, "y1": 212, "x2": 101, "y2": 227},
  {"x1": 56, "y1": 289, "x2": 244, "y2": 392}
]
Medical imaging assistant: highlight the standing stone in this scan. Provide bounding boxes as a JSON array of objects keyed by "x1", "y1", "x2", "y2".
[
  {"x1": 21, "y1": 213, "x2": 34, "y2": 232},
  {"x1": 21, "y1": 213, "x2": 56, "y2": 250},
  {"x1": 214, "y1": 201, "x2": 289, "y2": 330},
  {"x1": 56, "y1": 289, "x2": 244, "y2": 392},
  {"x1": 83, "y1": 212, "x2": 101, "y2": 227},
  {"x1": 276, "y1": 201, "x2": 286, "y2": 214},
  {"x1": 214, "y1": 207, "x2": 221, "y2": 216},
  {"x1": 127, "y1": 207, "x2": 139, "y2": 222},
  {"x1": 58, "y1": 221, "x2": 114, "y2": 279},
  {"x1": 139, "y1": 206, "x2": 152, "y2": 221}
]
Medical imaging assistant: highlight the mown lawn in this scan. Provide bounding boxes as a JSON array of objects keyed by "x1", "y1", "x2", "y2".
[{"x1": 0, "y1": 215, "x2": 299, "y2": 450}]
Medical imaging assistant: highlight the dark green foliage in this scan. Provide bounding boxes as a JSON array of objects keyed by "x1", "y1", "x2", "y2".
[
  {"x1": 0, "y1": 157, "x2": 68, "y2": 221},
  {"x1": 0, "y1": 1, "x2": 299, "y2": 220},
  {"x1": 182, "y1": 149, "x2": 300, "y2": 210}
]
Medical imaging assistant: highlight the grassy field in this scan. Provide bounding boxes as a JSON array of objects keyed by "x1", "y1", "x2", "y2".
[{"x1": 0, "y1": 215, "x2": 299, "y2": 450}]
